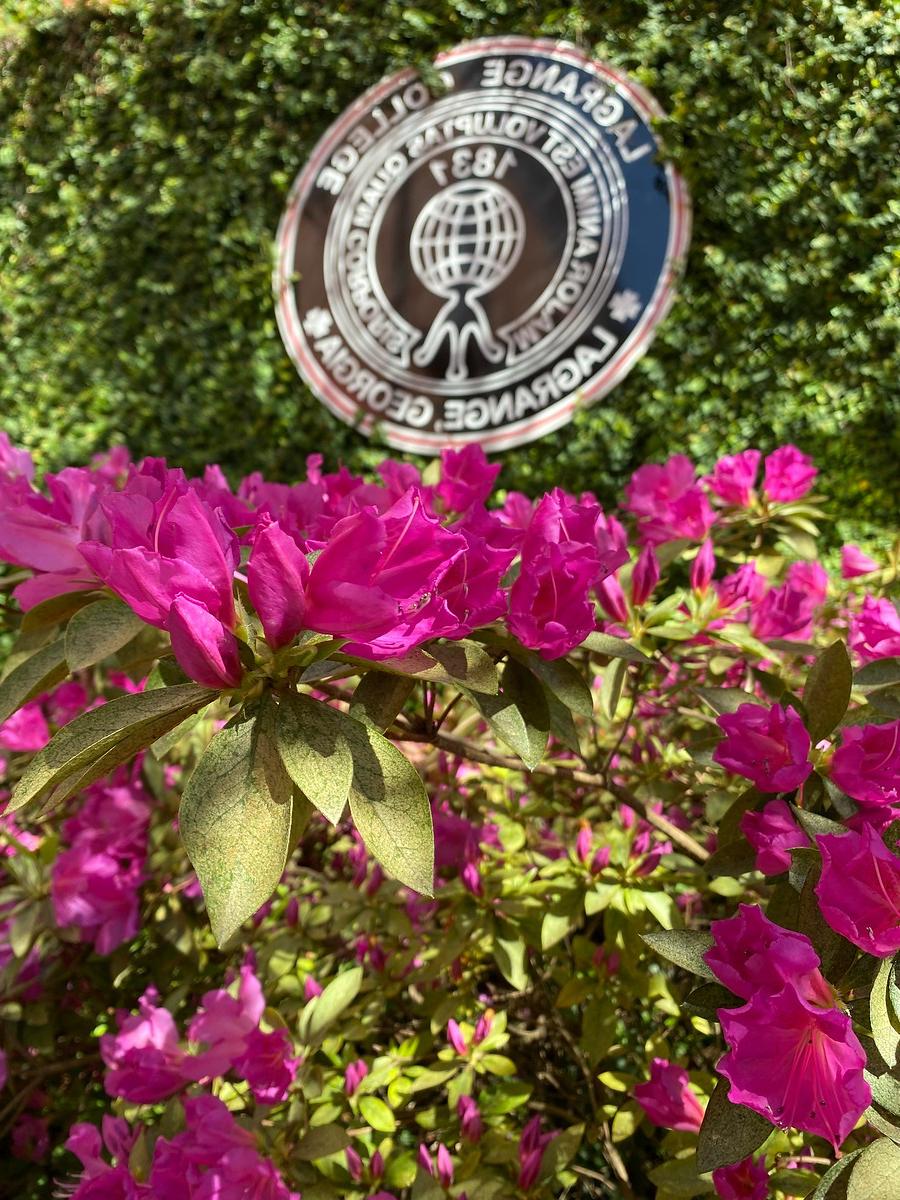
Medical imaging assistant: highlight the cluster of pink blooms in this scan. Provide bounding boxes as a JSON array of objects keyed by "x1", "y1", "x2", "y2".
[
  {"x1": 51, "y1": 765, "x2": 150, "y2": 954},
  {"x1": 101, "y1": 962, "x2": 297, "y2": 1105},
  {"x1": 63, "y1": 1097, "x2": 297, "y2": 1200},
  {"x1": 56, "y1": 963, "x2": 298, "y2": 1196}
]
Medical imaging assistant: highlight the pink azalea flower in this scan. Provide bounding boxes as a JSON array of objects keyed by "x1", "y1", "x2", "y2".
[
  {"x1": 711, "y1": 1155, "x2": 768, "y2": 1200},
  {"x1": 631, "y1": 545, "x2": 660, "y2": 606},
  {"x1": 634, "y1": 1059, "x2": 705, "y2": 1132},
  {"x1": 831, "y1": 719, "x2": 900, "y2": 809},
  {"x1": 344, "y1": 1059, "x2": 368, "y2": 1096},
  {"x1": 0, "y1": 702, "x2": 50, "y2": 752},
  {"x1": 718, "y1": 981, "x2": 869, "y2": 1149},
  {"x1": 740, "y1": 799, "x2": 809, "y2": 875},
  {"x1": 787, "y1": 560, "x2": 829, "y2": 607},
  {"x1": 46, "y1": 680, "x2": 90, "y2": 726},
  {"x1": 705, "y1": 906, "x2": 826, "y2": 1001},
  {"x1": 436, "y1": 444, "x2": 501, "y2": 513},
  {"x1": 763, "y1": 445, "x2": 817, "y2": 502},
  {"x1": 447, "y1": 1018, "x2": 468, "y2": 1056},
  {"x1": 509, "y1": 489, "x2": 628, "y2": 659},
  {"x1": 717, "y1": 562, "x2": 768, "y2": 616},
  {"x1": 457, "y1": 1095, "x2": 484, "y2": 1142},
  {"x1": 246, "y1": 519, "x2": 312, "y2": 649},
  {"x1": 815, "y1": 826, "x2": 900, "y2": 957},
  {"x1": 345, "y1": 1147, "x2": 363, "y2": 1182},
  {"x1": 849, "y1": 595, "x2": 900, "y2": 661},
  {"x1": 188, "y1": 963, "x2": 265, "y2": 1077},
  {"x1": 705, "y1": 906, "x2": 870, "y2": 1149},
  {"x1": 841, "y1": 544, "x2": 879, "y2": 579},
  {"x1": 690, "y1": 538, "x2": 715, "y2": 594},
  {"x1": 714, "y1": 703, "x2": 812, "y2": 793},
  {"x1": 473, "y1": 1011, "x2": 493, "y2": 1044},
  {"x1": 168, "y1": 593, "x2": 242, "y2": 688},
  {"x1": 596, "y1": 572, "x2": 628, "y2": 623},
  {"x1": 706, "y1": 450, "x2": 761, "y2": 507},
  {"x1": 52, "y1": 843, "x2": 144, "y2": 954},
  {"x1": 517, "y1": 1115, "x2": 558, "y2": 1190},
  {"x1": 749, "y1": 577, "x2": 816, "y2": 642},
  {"x1": 101, "y1": 991, "x2": 191, "y2": 1103},
  {"x1": 65, "y1": 1117, "x2": 144, "y2": 1198},
  {"x1": 0, "y1": 432, "x2": 35, "y2": 482},
  {"x1": 625, "y1": 454, "x2": 716, "y2": 545},
  {"x1": 435, "y1": 1143, "x2": 454, "y2": 1188},
  {"x1": 233, "y1": 1027, "x2": 298, "y2": 1104}
]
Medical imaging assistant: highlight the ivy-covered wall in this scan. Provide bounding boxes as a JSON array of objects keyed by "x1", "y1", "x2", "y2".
[{"x1": 1, "y1": 0, "x2": 897, "y2": 540}]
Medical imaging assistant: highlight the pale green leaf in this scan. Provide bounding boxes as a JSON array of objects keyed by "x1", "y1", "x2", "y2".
[
  {"x1": 276, "y1": 690, "x2": 354, "y2": 823},
  {"x1": 0, "y1": 638, "x2": 67, "y2": 726},
  {"x1": 642, "y1": 929, "x2": 715, "y2": 979},
  {"x1": 65, "y1": 598, "x2": 145, "y2": 672},
  {"x1": 298, "y1": 966, "x2": 363, "y2": 1044},
  {"x1": 358, "y1": 1095, "x2": 396, "y2": 1133},
  {"x1": 696, "y1": 1078, "x2": 772, "y2": 1173}
]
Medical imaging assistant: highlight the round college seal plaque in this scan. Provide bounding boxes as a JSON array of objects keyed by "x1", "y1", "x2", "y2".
[{"x1": 275, "y1": 37, "x2": 690, "y2": 453}]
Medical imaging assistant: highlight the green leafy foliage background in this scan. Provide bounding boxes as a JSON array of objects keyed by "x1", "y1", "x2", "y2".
[{"x1": 1, "y1": 0, "x2": 897, "y2": 542}]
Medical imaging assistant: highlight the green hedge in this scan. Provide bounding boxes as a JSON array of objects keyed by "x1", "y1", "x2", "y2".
[{"x1": 1, "y1": 0, "x2": 897, "y2": 542}]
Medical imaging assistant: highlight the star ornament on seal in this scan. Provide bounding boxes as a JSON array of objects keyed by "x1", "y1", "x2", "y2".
[{"x1": 275, "y1": 36, "x2": 691, "y2": 454}]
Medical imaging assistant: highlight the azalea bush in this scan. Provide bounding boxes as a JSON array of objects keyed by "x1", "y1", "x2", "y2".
[{"x1": 0, "y1": 432, "x2": 899, "y2": 1199}]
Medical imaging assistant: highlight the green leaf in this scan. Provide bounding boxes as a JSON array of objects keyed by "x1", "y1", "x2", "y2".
[
  {"x1": 358, "y1": 639, "x2": 499, "y2": 694},
  {"x1": 298, "y1": 966, "x2": 363, "y2": 1044},
  {"x1": 509, "y1": 648, "x2": 593, "y2": 717},
  {"x1": 467, "y1": 659, "x2": 549, "y2": 769},
  {"x1": 704, "y1": 838, "x2": 758, "y2": 877},
  {"x1": 358, "y1": 1095, "x2": 396, "y2": 1133},
  {"x1": 647, "y1": 1154, "x2": 714, "y2": 1196},
  {"x1": 276, "y1": 691, "x2": 355, "y2": 823},
  {"x1": 803, "y1": 640, "x2": 852, "y2": 742},
  {"x1": 19, "y1": 590, "x2": 100, "y2": 635},
  {"x1": 10, "y1": 684, "x2": 216, "y2": 814},
  {"x1": 582, "y1": 631, "x2": 651, "y2": 663},
  {"x1": 295, "y1": 1124, "x2": 352, "y2": 1160},
  {"x1": 0, "y1": 637, "x2": 67, "y2": 726},
  {"x1": 790, "y1": 804, "x2": 845, "y2": 839},
  {"x1": 694, "y1": 686, "x2": 754, "y2": 716},
  {"x1": 642, "y1": 930, "x2": 715, "y2": 979},
  {"x1": 696, "y1": 1078, "x2": 772, "y2": 1173},
  {"x1": 493, "y1": 925, "x2": 528, "y2": 990},
  {"x1": 179, "y1": 697, "x2": 293, "y2": 946},
  {"x1": 348, "y1": 726, "x2": 433, "y2": 894},
  {"x1": 537, "y1": 1122, "x2": 584, "y2": 1182},
  {"x1": 683, "y1": 981, "x2": 742, "y2": 1019},
  {"x1": 846, "y1": 1140, "x2": 900, "y2": 1200},
  {"x1": 64, "y1": 599, "x2": 145, "y2": 672},
  {"x1": 870, "y1": 954, "x2": 900, "y2": 1068},
  {"x1": 855, "y1": 658, "x2": 900, "y2": 692},
  {"x1": 600, "y1": 657, "x2": 627, "y2": 721},
  {"x1": 810, "y1": 1150, "x2": 863, "y2": 1198},
  {"x1": 349, "y1": 671, "x2": 415, "y2": 731}
]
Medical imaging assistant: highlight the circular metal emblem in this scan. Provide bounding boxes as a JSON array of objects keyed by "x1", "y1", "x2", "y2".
[{"x1": 275, "y1": 37, "x2": 690, "y2": 453}]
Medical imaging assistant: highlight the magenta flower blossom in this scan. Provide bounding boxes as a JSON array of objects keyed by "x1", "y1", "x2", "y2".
[
  {"x1": 749, "y1": 576, "x2": 817, "y2": 642},
  {"x1": 11, "y1": 1114, "x2": 49, "y2": 1161},
  {"x1": 706, "y1": 450, "x2": 761, "y2": 507},
  {"x1": 52, "y1": 843, "x2": 145, "y2": 955},
  {"x1": 763, "y1": 445, "x2": 817, "y2": 502},
  {"x1": 815, "y1": 826, "x2": 900, "y2": 957},
  {"x1": 634, "y1": 1058, "x2": 705, "y2": 1132},
  {"x1": 457, "y1": 1095, "x2": 484, "y2": 1142},
  {"x1": 233, "y1": 1027, "x2": 298, "y2": 1104},
  {"x1": 247, "y1": 520, "x2": 312, "y2": 649},
  {"x1": 717, "y1": 562, "x2": 768, "y2": 615},
  {"x1": 705, "y1": 906, "x2": 870, "y2": 1149},
  {"x1": 740, "y1": 799, "x2": 809, "y2": 875},
  {"x1": 509, "y1": 489, "x2": 628, "y2": 659},
  {"x1": 704, "y1": 906, "x2": 824, "y2": 1001},
  {"x1": 517, "y1": 1116, "x2": 557, "y2": 1190},
  {"x1": 0, "y1": 701, "x2": 50, "y2": 752},
  {"x1": 101, "y1": 990, "x2": 191, "y2": 1103},
  {"x1": 831, "y1": 719, "x2": 900, "y2": 809},
  {"x1": 435, "y1": 1143, "x2": 454, "y2": 1188},
  {"x1": 447, "y1": 1018, "x2": 468, "y2": 1056},
  {"x1": 168, "y1": 592, "x2": 242, "y2": 688},
  {"x1": 690, "y1": 538, "x2": 715, "y2": 594},
  {"x1": 711, "y1": 1155, "x2": 768, "y2": 1200},
  {"x1": 718, "y1": 981, "x2": 869, "y2": 1149},
  {"x1": 436, "y1": 444, "x2": 500, "y2": 513},
  {"x1": 344, "y1": 1058, "x2": 369, "y2": 1096},
  {"x1": 841, "y1": 544, "x2": 879, "y2": 579},
  {"x1": 596, "y1": 572, "x2": 629, "y2": 622},
  {"x1": 345, "y1": 1147, "x2": 363, "y2": 1182},
  {"x1": 65, "y1": 1117, "x2": 144, "y2": 1199},
  {"x1": 625, "y1": 454, "x2": 716, "y2": 545},
  {"x1": 787, "y1": 559, "x2": 829, "y2": 607},
  {"x1": 473, "y1": 1011, "x2": 493, "y2": 1044},
  {"x1": 0, "y1": 432, "x2": 34, "y2": 482},
  {"x1": 188, "y1": 963, "x2": 265, "y2": 1077},
  {"x1": 631, "y1": 545, "x2": 660, "y2": 606},
  {"x1": 849, "y1": 595, "x2": 900, "y2": 661},
  {"x1": 714, "y1": 703, "x2": 812, "y2": 793}
]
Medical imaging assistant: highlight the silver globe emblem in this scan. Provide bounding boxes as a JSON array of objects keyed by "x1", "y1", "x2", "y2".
[{"x1": 410, "y1": 180, "x2": 525, "y2": 381}]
